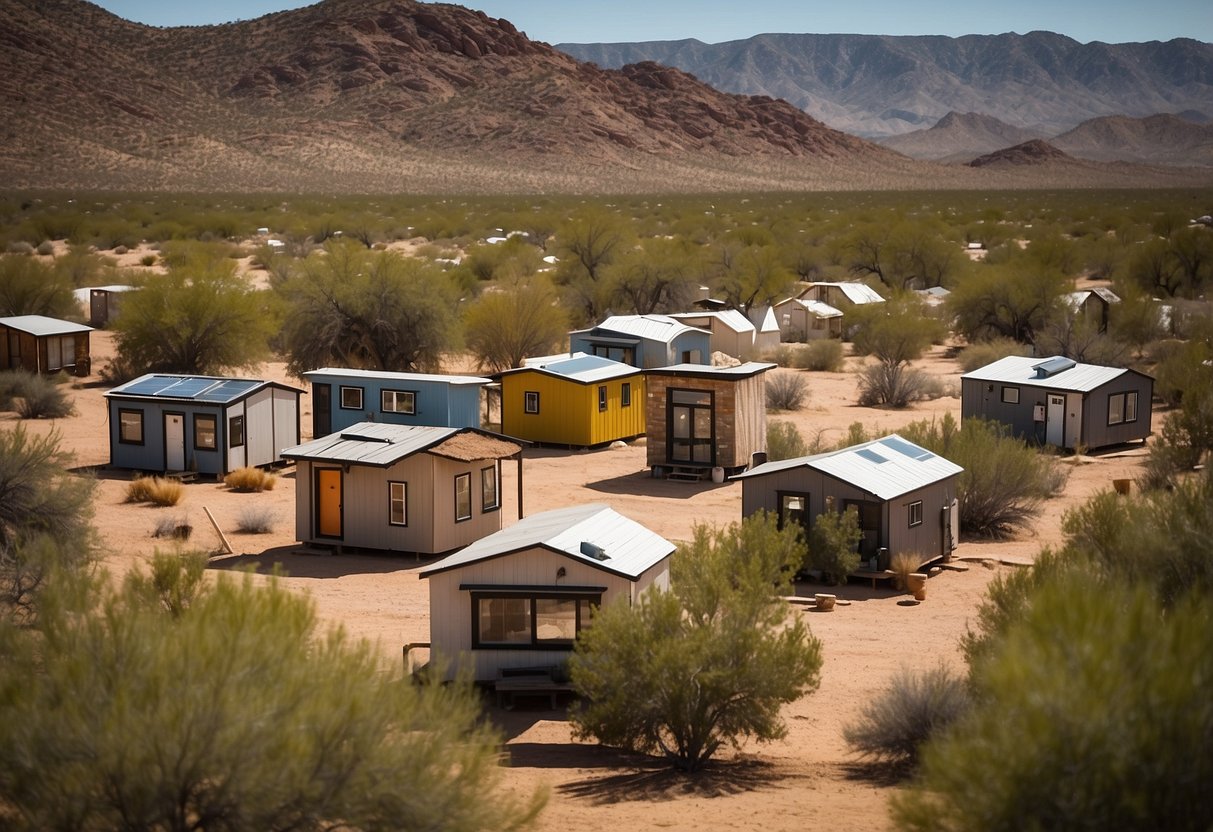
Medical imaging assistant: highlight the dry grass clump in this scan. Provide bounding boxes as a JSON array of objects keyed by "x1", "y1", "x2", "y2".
[
  {"x1": 152, "y1": 514, "x2": 193, "y2": 539},
  {"x1": 791, "y1": 339, "x2": 846, "y2": 372},
  {"x1": 127, "y1": 476, "x2": 184, "y2": 507},
  {"x1": 235, "y1": 506, "x2": 276, "y2": 534},
  {"x1": 889, "y1": 551, "x2": 922, "y2": 591},
  {"x1": 223, "y1": 466, "x2": 278, "y2": 492},
  {"x1": 766, "y1": 371, "x2": 809, "y2": 411}
]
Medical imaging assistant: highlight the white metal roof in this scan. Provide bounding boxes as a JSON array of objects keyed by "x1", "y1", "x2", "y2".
[
  {"x1": 647, "y1": 361, "x2": 776, "y2": 379},
  {"x1": 281, "y1": 422, "x2": 517, "y2": 467},
  {"x1": 752, "y1": 305, "x2": 780, "y2": 333},
  {"x1": 0, "y1": 315, "x2": 93, "y2": 337},
  {"x1": 1062, "y1": 288, "x2": 1121, "y2": 312},
  {"x1": 419, "y1": 503, "x2": 675, "y2": 581},
  {"x1": 804, "y1": 282, "x2": 885, "y2": 305},
  {"x1": 72, "y1": 285, "x2": 137, "y2": 304},
  {"x1": 732, "y1": 433, "x2": 962, "y2": 501},
  {"x1": 303, "y1": 367, "x2": 489, "y2": 386},
  {"x1": 960, "y1": 355, "x2": 1140, "y2": 393},
  {"x1": 669, "y1": 309, "x2": 755, "y2": 334},
  {"x1": 583, "y1": 314, "x2": 709, "y2": 344},
  {"x1": 503, "y1": 353, "x2": 639, "y2": 384},
  {"x1": 774, "y1": 297, "x2": 844, "y2": 318}
]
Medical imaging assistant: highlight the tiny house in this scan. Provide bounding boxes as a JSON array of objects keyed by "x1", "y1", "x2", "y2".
[
  {"x1": 669, "y1": 309, "x2": 759, "y2": 358},
  {"x1": 771, "y1": 297, "x2": 843, "y2": 341},
  {"x1": 644, "y1": 362, "x2": 774, "y2": 477},
  {"x1": 499, "y1": 353, "x2": 645, "y2": 446},
  {"x1": 281, "y1": 422, "x2": 523, "y2": 554},
  {"x1": 0, "y1": 315, "x2": 93, "y2": 377},
  {"x1": 569, "y1": 314, "x2": 711, "y2": 368},
  {"x1": 302, "y1": 367, "x2": 490, "y2": 436},
  {"x1": 961, "y1": 355, "x2": 1153, "y2": 450},
  {"x1": 105, "y1": 374, "x2": 302, "y2": 475},
  {"x1": 420, "y1": 503, "x2": 674, "y2": 682},
  {"x1": 72, "y1": 285, "x2": 137, "y2": 328}
]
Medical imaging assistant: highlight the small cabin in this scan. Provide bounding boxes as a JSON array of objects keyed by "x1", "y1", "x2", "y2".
[
  {"x1": 0, "y1": 315, "x2": 93, "y2": 377},
  {"x1": 419, "y1": 503, "x2": 674, "y2": 682},
  {"x1": 105, "y1": 374, "x2": 302, "y2": 476},
  {"x1": 669, "y1": 309, "x2": 761, "y2": 358},
  {"x1": 281, "y1": 423, "x2": 523, "y2": 554},
  {"x1": 569, "y1": 314, "x2": 711, "y2": 369},
  {"x1": 1062, "y1": 288, "x2": 1120, "y2": 333},
  {"x1": 734, "y1": 433, "x2": 963, "y2": 569},
  {"x1": 771, "y1": 297, "x2": 844, "y2": 341},
  {"x1": 644, "y1": 362, "x2": 775, "y2": 478},
  {"x1": 72, "y1": 285, "x2": 137, "y2": 328},
  {"x1": 795, "y1": 281, "x2": 885, "y2": 310},
  {"x1": 302, "y1": 367, "x2": 490, "y2": 437},
  {"x1": 961, "y1": 355, "x2": 1153, "y2": 450}
]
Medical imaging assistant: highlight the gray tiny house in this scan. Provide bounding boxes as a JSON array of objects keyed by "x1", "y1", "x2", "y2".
[
  {"x1": 569, "y1": 314, "x2": 712, "y2": 369},
  {"x1": 734, "y1": 434, "x2": 963, "y2": 568},
  {"x1": 961, "y1": 355, "x2": 1153, "y2": 450},
  {"x1": 105, "y1": 374, "x2": 302, "y2": 476},
  {"x1": 303, "y1": 367, "x2": 489, "y2": 437}
]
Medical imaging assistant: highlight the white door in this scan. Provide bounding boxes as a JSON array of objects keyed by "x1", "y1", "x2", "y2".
[
  {"x1": 1046, "y1": 394, "x2": 1065, "y2": 447},
  {"x1": 164, "y1": 413, "x2": 185, "y2": 471}
]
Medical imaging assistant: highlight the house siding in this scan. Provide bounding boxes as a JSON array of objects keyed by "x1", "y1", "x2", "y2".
[
  {"x1": 500, "y1": 370, "x2": 645, "y2": 446},
  {"x1": 310, "y1": 374, "x2": 484, "y2": 433},
  {"x1": 645, "y1": 371, "x2": 766, "y2": 471}
]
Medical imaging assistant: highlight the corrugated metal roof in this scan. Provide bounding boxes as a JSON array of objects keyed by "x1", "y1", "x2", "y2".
[
  {"x1": 1063, "y1": 288, "x2": 1121, "y2": 312},
  {"x1": 504, "y1": 353, "x2": 639, "y2": 384},
  {"x1": 774, "y1": 298, "x2": 844, "y2": 318},
  {"x1": 419, "y1": 503, "x2": 675, "y2": 580},
  {"x1": 281, "y1": 422, "x2": 518, "y2": 467},
  {"x1": 805, "y1": 282, "x2": 885, "y2": 305},
  {"x1": 961, "y1": 355, "x2": 1135, "y2": 392},
  {"x1": 105, "y1": 373, "x2": 298, "y2": 403},
  {"x1": 0, "y1": 315, "x2": 93, "y2": 337},
  {"x1": 647, "y1": 361, "x2": 776, "y2": 379},
  {"x1": 303, "y1": 367, "x2": 489, "y2": 386},
  {"x1": 670, "y1": 309, "x2": 755, "y2": 334},
  {"x1": 589, "y1": 314, "x2": 709, "y2": 343},
  {"x1": 732, "y1": 433, "x2": 962, "y2": 500}
]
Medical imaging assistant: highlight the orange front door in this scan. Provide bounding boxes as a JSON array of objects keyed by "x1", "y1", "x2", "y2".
[{"x1": 316, "y1": 468, "x2": 342, "y2": 538}]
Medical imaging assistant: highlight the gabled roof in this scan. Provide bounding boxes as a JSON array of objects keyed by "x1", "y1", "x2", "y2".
[
  {"x1": 419, "y1": 503, "x2": 674, "y2": 581},
  {"x1": 1062, "y1": 288, "x2": 1121, "y2": 312},
  {"x1": 960, "y1": 355, "x2": 1147, "y2": 393},
  {"x1": 303, "y1": 367, "x2": 489, "y2": 386},
  {"x1": 773, "y1": 297, "x2": 844, "y2": 318},
  {"x1": 0, "y1": 315, "x2": 93, "y2": 337},
  {"x1": 502, "y1": 353, "x2": 640, "y2": 384},
  {"x1": 733, "y1": 433, "x2": 962, "y2": 501},
  {"x1": 280, "y1": 422, "x2": 520, "y2": 468},
  {"x1": 751, "y1": 305, "x2": 780, "y2": 333},
  {"x1": 572, "y1": 314, "x2": 708, "y2": 344},
  {"x1": 669, "y1": 309, "x2": 755, "y2": 335},
  {"x1": 646, "y1": 361, "x2": 776, "y2": 380},
  {"x1": 800, "y1": 282, "x2": 885, "y2": 305},
  {"x1": 105, "y1": 373, "x2": 301, "y2": 405}
]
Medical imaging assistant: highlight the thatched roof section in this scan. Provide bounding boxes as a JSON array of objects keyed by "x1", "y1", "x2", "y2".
[{"x1": 430, "y1": 432, "x2": 521, "y2": 462}]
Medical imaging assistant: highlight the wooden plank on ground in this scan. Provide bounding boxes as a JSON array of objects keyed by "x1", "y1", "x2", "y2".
[{"x1": 202, "y1": 505, "x2": 233, "y2": 555}]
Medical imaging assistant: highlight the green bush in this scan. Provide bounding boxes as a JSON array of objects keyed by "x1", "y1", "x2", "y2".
[
  {"x1": 5, "y1": 241, "x2": 34, "y2": 255},
  {"x1": 843, "y1": 664, "x2": 970, "y2": 769},
  {"x1": 765, "y1": 371, "x2": 809, "y2": 411},
  {"x1": 957, "y1": 337, "x2": 1029, "y2": 373},
  {"x1": 766, "y1": 420, "x2": 807, "y2": 461},
  {"x1": 806, "y1": 506, "x2": 862, "y2": 584},
  {"x1": 857, "y1": 361, "x2": 935, "y2": 407},
  {"x1": 35, "y1": 241, "x2": 55, "y2": 256},
  {"x1": 791, "y1": 339, "x2": 846, "y2": 372}
]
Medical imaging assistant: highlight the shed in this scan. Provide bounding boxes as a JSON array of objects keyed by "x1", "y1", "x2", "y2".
[
  {"x1": 961, "y1": 355, "x2": 1153, "y2": 450},
  {"x1": 499, "y1": 353, "x2": 645, "y2": 446},
  {"x1": 669, "y1": 309, "x2": 758, "y2": 358},
  {"x1": 302, "y1": 367, "x2": 490, "y2": 437},
  {"x1": 105, "y1": 374, "x2": 302, "y2": 476},
  {"x1": 1062, "y1": 288, "x2": 1120, "y2": 333},
  {"x1": 796, "y1": 281, "x2": 886, "y2": 309},
  {"x1": 771, "y1": 297, "x2": 844, "y2": 341},
  {"x1": 281, "y1": 422, "x2": 523, "y2": 554},
  {"x1": 569, "y1": 314, "x2": 711, "y2": 368},
  {"x1": 72, "y1": 285, "x2": 138, "y2": 328},
  {"x1": 734, "y1": 434, "x2": 963, "y2": 568},
  {"x1": 0, "y1": 315, "x2": 93, "y2": 377},
  {"x1": 419, "y1": 503, "x2": 674, "y2": 682},
  {"x1": 644, "y1": 362, "x2": 774, "y2": 477},
  {"x1": 750, "y1": 305, "x2": 782, "y2": 354}
]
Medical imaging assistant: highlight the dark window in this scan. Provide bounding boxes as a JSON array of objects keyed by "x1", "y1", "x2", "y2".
[
  {"x1": 668, "y1": 388, "x2": 714, "y2": 464},
  {"x1": 524, "y1": 391, "x2": 539, "y2": 414},
  {"x1": 481, "y1": 465, "x2": 499, "y2": 512},
  {"x1": 340, "y1": 386, "x2": 363, "y2": 410},
  {"x1": 621, "y1": 382, "x2": 632, "y2": 407},
  {"x1": 908, "y1": 500, "x2": 923, "y2": 527},
  {"x1": 455, "y1": 472, "x2": 472, "y2": 522},
  {"x1": 1109, "y1": 391, "x2": 1138, "y2": 425},
  {"x1": 118, "y1": 408, "x2": 144, "y2": 445},
  {"x1": 229, "y1": 415, "x2": 245, "y2": 448},
  {"x1": 194, "y1": 414, "x2": 217, "y2": 451},
  {"x1": 472, "y1": 593, "x2": 599, "y2": 648},
  {"x1": 598, "y1": 385, "x2": 607, "y2": 412},
  {"x1": 1001, "y1": 386, "x2": 1019, "y2": 404},
  {"x1": 381, "y1": 389, "x2": 415, "y2": 414},
  {"x1": 778, "y1": 491, "x2": 811, "y2": 533},
  {"x1": 388, "y1": 481, "x2": 407, "y2": 526}
]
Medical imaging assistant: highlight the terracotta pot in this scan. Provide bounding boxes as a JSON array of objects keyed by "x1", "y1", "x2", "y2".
[
  {"x1": 815, "y1": 593, "x2": 836, "y2": 612},
  {"x1": 907, "y1": 572, "x2": 927, "y2": 601}
]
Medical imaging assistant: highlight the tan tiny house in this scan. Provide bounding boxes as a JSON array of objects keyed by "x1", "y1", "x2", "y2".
[
  {"x1": 420, "y1": 503, "x2": 674, "y2": 682},
  {"x1": 644, "y1": 362, "x2": 774, "y2": 477},
  {"x1": 281, "y1": 423, "x2": 523, "y2": 555},
  {"x1": 0, "y1": 315, "x2": 93, "y2": 377}
]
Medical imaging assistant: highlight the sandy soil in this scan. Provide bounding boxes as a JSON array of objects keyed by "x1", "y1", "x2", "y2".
[{"x1": 11, "y1": 328, "x2": 1154, "y2": 832}]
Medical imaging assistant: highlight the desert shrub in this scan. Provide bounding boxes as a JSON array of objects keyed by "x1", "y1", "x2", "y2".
[
  {"x1": 805, "y1": 507, "x2": 862, "y2": 584},
  {"x1": 0, "y1": 370, "x2": 25, "y2": 410},
  {"x1": 35, "y1": 241, "x2": 54, "y2": 256},
  {"x1": 236, "y1": 506, "x2": 276, "y2": 534},
  {"x1": 844, "y1": 664, "x2": 971, "y2": 769},
  {"x1": 766, "y1": 371, "x2": 809, "y2": 410},
  {"x1": 152, "y1": 515, "x2": 192, "y2": 540},
  {"x1": 791, "y1": 339, "x2": 846, "y2": 372},
  {"x1": 13, "y1": 374, "x2": 73, "y2": 419},
  {"x1": 5, "y1": 241, "x2": 34, "y2": 255},
  {"x1": 139, "y1": 254, "x2": 157, "y2": 267},
  {"x1": 766, "y1": 420, "x2": 808, "y2": 462},
  {"x1": 889, "y1": 551, "x2": 922, "y2": 591},
  {"x1": 957, "y1": 337, "x2": 1030, "y2": 374},
  {"x1": 126, "y1": 476, "x2": 183, "y2": 507},
  {"x1": 224, "y1": 466, "x2": 277, "y2": 493},
  {"x1": 857, "y1": 361, "x2": 935, "y2": 407}
]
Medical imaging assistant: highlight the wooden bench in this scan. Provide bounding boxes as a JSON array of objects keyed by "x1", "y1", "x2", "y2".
[
  {"x1": 493, "y1": 667, "x2": 575, "y2": 709},
  {"x1": 851, "y1": 568, "x2": 896, "y2": 589}
]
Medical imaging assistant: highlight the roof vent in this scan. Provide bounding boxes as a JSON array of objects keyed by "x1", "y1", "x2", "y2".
[
  {"x1": 338, "y1": 432, "x2": 392, "y2": 444},
  {"x1": 1032, "y1": 356, "x2": 1076, "y2": 378},
  {"x1": 580, "y1": 541, "x2": 609, "y2": 561}
]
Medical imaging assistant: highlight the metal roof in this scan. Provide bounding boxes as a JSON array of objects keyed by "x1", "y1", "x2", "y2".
[
  {"x1": 775, "y1": 297, "x2": 843, "y2": 318},
  {"x1": 0, "y1": 315, "x2": 93, "y2": 337},
  {"x1": 280, "y1": 422, "x2": 518, "y2": 467},
  {"x1": 732, "y1": 433, "x2": 963, "y2": 501},
  {"x1": 504, "y1": 353, "x2": 640, "y2": 384},
  {"x1": 303, "y1": 367, "x2": 489, "y2": 386},
  {"x1": 579, "y1": 314, "x2": 709, "y2": 344},
  {"x1": 105, "y1": 373, "x2": 299, "y2": 404},
  {"x1": 647, "y1": 361, "x2": 776, "y2": 379},
  {"x1": 419, "y1": 503, "x2": 675, "y2": 581},
  {"x1": 670, "y1": 309, "x2": 756, "y2": 334},
  {"x1": 804, "y1": 282, "x2": 886, "y2": 305},
  {"x1": 1063, "y1": 288, "x2": 1121, "y2": 312},
  {"x1": 72, "y1": 285, "x2": 137, "y2": 304},
  {"x1": 960, "y1": 355, "x2": 1140, "y2": 393}
]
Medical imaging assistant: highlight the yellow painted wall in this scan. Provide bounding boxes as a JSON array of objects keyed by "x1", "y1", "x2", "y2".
[{"x1": 501, "y1": 370, "x2": 646, "y2": 445}]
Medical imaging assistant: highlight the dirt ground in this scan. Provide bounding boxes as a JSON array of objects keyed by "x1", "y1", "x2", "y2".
[{"x1": 12, "y1": 325, "x2": 1153, "y2": 832}]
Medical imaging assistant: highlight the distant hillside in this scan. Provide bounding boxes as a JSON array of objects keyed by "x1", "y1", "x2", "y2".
[
  {"x1": 1051, "y1": 114, "x2": 1213, "y2": 167},
  {"x1": 879, "y1": 112, "x2": 1041, "y2": 163},
  {"x1": 558, "y1": 31, "x2": 1213, "y2": 139},
  {"x1": 970, "y1": 140, "x2": 1072, "y2": 167}
]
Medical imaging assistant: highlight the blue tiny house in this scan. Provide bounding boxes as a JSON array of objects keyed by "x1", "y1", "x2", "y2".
[
  {"x1": 303, "y1": 368, "x2": 489, "y2": 436},
  {"x1": 105, "y1": 374, "x2": 302, "y2": 476}
]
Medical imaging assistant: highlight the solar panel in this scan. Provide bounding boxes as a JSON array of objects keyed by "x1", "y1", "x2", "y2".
[
  {"x1": 119, "y1": 376, "x2": 176, "y2": 396},
  {"x1": 879, "y1": 436, "x2": 935, "y2": 461},
  {"x1": 158, "y1": 377, "x2": 215, "y2": 399},
  {"x1": 856, "y1": 448, "x2": 888, "y2": 464},
  {"x1": 196, "y1": 380, "x2": 260, "y2": 402}
]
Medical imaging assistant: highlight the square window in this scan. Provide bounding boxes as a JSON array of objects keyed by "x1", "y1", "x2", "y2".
[
  {"x1": 908, "y1": 500, "x2": 923, "y2": 527},
  {"x1": 524, "y1": 391, "x2": 539, "y2": 414},
  {"x1": 535, "y1": 598, "x2": 577, "y2": 643},
  {"x1": 381, "y1": 389, "x2": 415, "y2": 415},
  {"x1": 118, "y1": 409, "x2": 144, "y2": 444},
  {"x1": 194, "y1": 414, "x2": 217, "y2": 451},
  {"x1": 455, "y1": 472, "x2": 472, "y2": 522},
  {"x1": 621, "y1": 382, "x2": 632, "y2": 407},
  {"x1": 1108, "y1": 393, "x2": 1125, "y2": 425},
  {"x1": 340, "y1": 386, "x2": 363, "y2": 410},
  {"x1": 388, "y1": 481, "x2": 407, "y2": 526},
  {"x1": 229, "y1": 414, "x2": 245, "y2": 448},
  {"x1": 598, "y1": 385, "x2": 607, "y2": 412},
  {"x1": 477, "y1": 597, "x2": 531, "y2": 645},
  {"x1": 481, "y1": 465, "x2": 499, "y2": 512},
  {"x1": 1001, "y1": 386, "x2": 1020, "y2": 404}
]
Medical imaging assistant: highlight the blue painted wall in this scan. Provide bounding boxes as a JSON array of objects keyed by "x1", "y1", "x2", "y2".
[{"x1": 309, "y1": 373, "x2": 484, "y2": 433}]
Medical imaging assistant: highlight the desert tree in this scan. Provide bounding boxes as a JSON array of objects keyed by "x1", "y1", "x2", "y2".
[
  {"x1": 850, "y1": 296, "x2": 943, "y2": 407},
  {"x1": 604, "y1": 236, "x2": 702, "y2": 315},
  {"x1": 464, "y1": 277, "x2": 569, "y2": 373},
  {"x1": 0, "y1": 552, "x2": 544, "y2": 831},
  {"x1": 0, "y1": 255, "x2": 79, "y2": 318},
  {"x1": 847, "y1": 222, "x2": 961, "y2": 290},
  {"x1": 711, "y1": 241, "x2": 795, "y2": 315},
  {"x1": 947, "y1": 263, "x2": 1067, "y2": 344},
  {"x1": 553, "y1": 207, "x2": 634, "y2": 323},
  {"x1": 805, "y1": 506, "x2": 863, "y2": 584},
  {"x1": 570, "y1": 513, "x2": 823, "y2": 772}
]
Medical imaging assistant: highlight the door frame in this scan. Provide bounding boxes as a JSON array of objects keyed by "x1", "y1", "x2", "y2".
[
  {"x1": 314, "y1": 466, "x2": 344, "y2": 540},
  {"x1": 1046, "y1": 393, "x2": 1065, "y2": 447},
  {"x1": 666, "y1": 387, "x2": 716, "y2": 466},
  {"x1": 313, "y1": 383, "x2": 331, "y2": 438},
  {"x1": 163, "y1": 410, "x2": 186, "y2": 472}
]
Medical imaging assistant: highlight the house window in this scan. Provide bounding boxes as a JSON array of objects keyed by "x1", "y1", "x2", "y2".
[
  {"x1": 1109, "y1": 391, "x2": 1138, "y2": 425},
  {"x1": 598, "y1": 385, "x2": 607, "y2": 412},
  {"x1": 481, "y1": 465, "x2": 499, "y2": 512},
  {"x1": 388, "y1": 481, "x2": 407, "y2": 526},
  {"x1": 473, "y1": 593, "x2": 600, "y2": 648},
  {"x1": 229, "y1": 415, "x2": 245, "y2": 448},
  {"x1": 46, "y1": 335, "x2": 76, "y2": 371},
  {"x1": 1001, "y1": 386, "x2": 1020, "y2": 404},
  {"x1": 118, "y1": 408, "x2": 144, "y2": 445},
  {"x1": 621, "y1": 382, "x2": 632, "y2": 407},
  {"x1": 524, "y1": 391, "x2": 540, "y2": 414},
  {"x1": 908, "y1": 500, "x2": 923, "y2": 527},
  {"x1": 194, "y1": 414, "x2": 217, "y2": 451},
  {"x1": 381, "y1": 389, "x2": 415, "y2": 415},
  {"x1": 778, "y1": 491, "x2": 811, "y2": 533},
  {"x1": 455, "y1": 472, "x2": 472, "y2": 522},
  {"x1": 340, "y1": 386, "x2": 363, "y2": 410},
  {"x1": 681, "y1": 349, "x2": 701, "y2": 364}
]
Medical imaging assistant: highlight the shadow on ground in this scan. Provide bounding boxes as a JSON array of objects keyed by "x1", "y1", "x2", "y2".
[{"x1": 207, "y1": 544, "x2": 434, "y2": 578}]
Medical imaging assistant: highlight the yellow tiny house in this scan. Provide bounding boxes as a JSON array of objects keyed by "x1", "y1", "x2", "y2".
[{"x1": 500, "y1": 354, "x2": 645, "y2": 446}]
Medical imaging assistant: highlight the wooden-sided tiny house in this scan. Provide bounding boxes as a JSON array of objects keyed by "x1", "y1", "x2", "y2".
[{"x1": 0, "y1": 315, "x2": 93, "y2": 377}]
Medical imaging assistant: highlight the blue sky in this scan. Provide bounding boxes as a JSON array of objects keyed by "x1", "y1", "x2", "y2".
[{"x1": 93, "y1": 0, "x2": 1211, "y2": 44}]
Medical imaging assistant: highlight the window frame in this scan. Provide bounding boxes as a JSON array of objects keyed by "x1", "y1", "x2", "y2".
[
  {"x1": 598, "y1": 385, "x2": 607, "y2": 412},
  {"x1": 339, "y1": 385, "x2": 364, "y2": 410},
  {"x1": 470, "y1": 591, "x2": 601, "y2": 650},
  {"x1": 381, "y1": 389, "x2": 416, "y2": 415},
  {"x1": 454, "y1": 472, "x2": 472, "y2": 522},
  {"x1": 621, "y1": 382, "x2": 632, "y2": 407},
  {"x1": 1108, "y1": 391, "x2": 1138, "y2": 426},
  {"x1": 118, "y1": 408, "x2": 144, "y2": 445},
  {"x1": 523, "y1": 391, "x2": 540, "y2": 414},
  {"x1": 777, "y1": 490, "x2": 811, "y2": 533},
  {"x1": 908, "y1": 500, "x2": 924, "y2": 528},
  {"x1": 388, "y1": 481, "x2": 408, "y2": 526},
  {"x1": 480, "y1": 464, "x2": 499, "y2": 513},
  {"x1": 193, "y1": 414, "x2": 217, "y2": 451},
  {"x1": 1001, "y1": 385, "x2": 1020, "y2": 404},
  {"x1": 229, "y1": 414, "x2": 245, "y2": 448}
]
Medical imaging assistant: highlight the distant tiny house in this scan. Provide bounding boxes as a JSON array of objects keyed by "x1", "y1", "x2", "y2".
[
  {"x1": 72, "y1": 285, "x2": 137, "y2": 328},
  {"x1": 281, "y1": 422, "x2": 523, "y2": 555},
  {"x1": 569, "y1": 314, "x2": 711, "y2": 368},
  {"x1": 105, "y1": 374, "x2": 302, "y2": 476},
  {"x1": 644, "y1": 362, "x2": 774, "y2": 477},
  {"x1": 0, "y1": 315, "x2": 93, "y2": 377},
  {"x1": 669, "y1": 309, "x2": 763, "y2": 358},
  {"x1": 771, "y1": 297, "x2": 843, "y2": 341},
  {"x1": 961, "y1": 355, "x2": 1153, "y2": 450},
  {"x1": 420, "y1": 503, "x2": 674, "y2": 682},
  {"x1": 302, "y1": 367, "x2": 490, "y2": 436}
]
